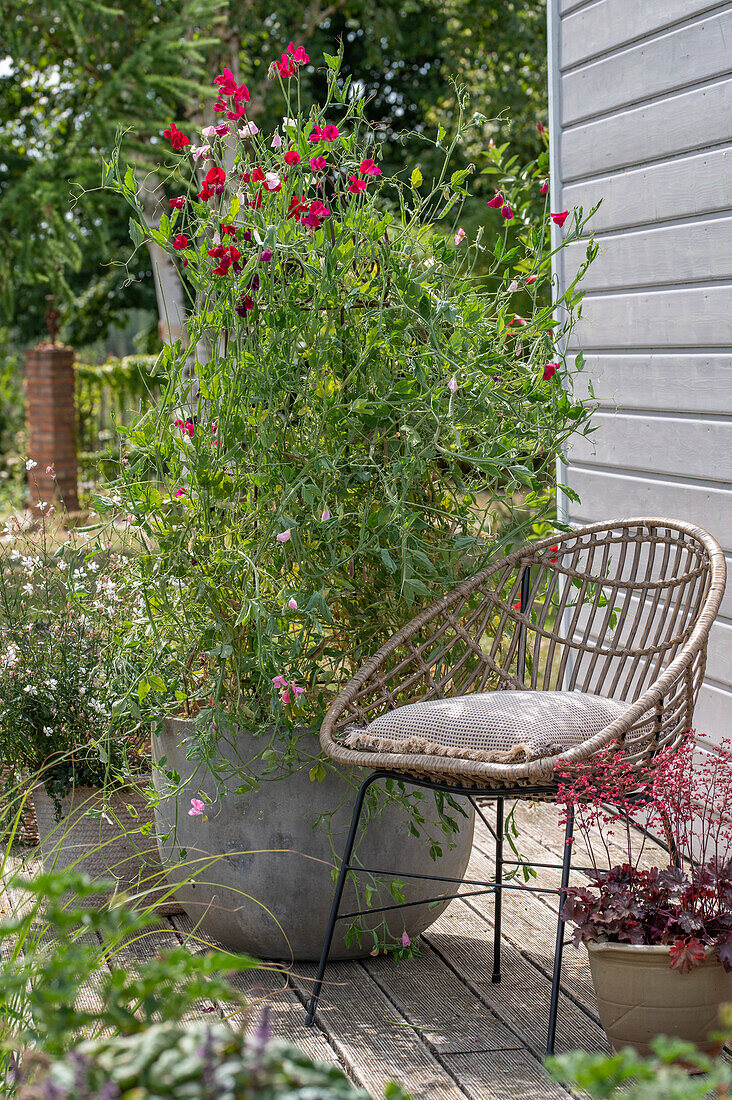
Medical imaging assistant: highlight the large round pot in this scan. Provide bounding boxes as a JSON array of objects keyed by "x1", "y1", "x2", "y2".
[
  {"x1": 587, "y1": 941, "x2": 732, "y2": 1055},
  {"x1": 32, "y1": 782, "x2": 183, "y2": 914},
  {"x1": 152, "y1": 717, "x2": 475, "y2": 960}
]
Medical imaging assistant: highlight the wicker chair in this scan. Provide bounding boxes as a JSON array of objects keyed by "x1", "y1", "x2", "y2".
[{"x1": 304, "y1": 518, "x2": 726, "y2": 1050}]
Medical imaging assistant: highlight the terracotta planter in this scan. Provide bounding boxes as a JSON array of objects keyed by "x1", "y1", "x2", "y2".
[
  {"x1": 152, "y1": 717, "x2": 475, "y2": 960},
  {"x1": 33, "y1": 782, "x2": 183, "y2": 914},
  {"x1": 587, "y1": 941, "x2": 732, "y2": 1055}
]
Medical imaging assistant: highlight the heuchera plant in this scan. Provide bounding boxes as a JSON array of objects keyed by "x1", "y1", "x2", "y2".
[
  {"x1": 102, "y1": 43, "x2": 597, "y2": 764},
  {"x1": 557, "y1": 735, "x2": 732, "y2": 972}
]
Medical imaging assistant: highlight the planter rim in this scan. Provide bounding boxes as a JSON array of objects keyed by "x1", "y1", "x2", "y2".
[{"x1": 586, "y1": 940, "x2": 718, "y2": 961}]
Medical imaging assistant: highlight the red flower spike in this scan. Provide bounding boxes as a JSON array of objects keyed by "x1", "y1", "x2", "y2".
[{"x1": 551, "y1": 211, "x2": 569, "y2": 227}]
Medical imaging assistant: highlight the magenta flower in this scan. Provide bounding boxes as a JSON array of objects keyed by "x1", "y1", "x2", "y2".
[
  {"x1": 281, "y1": 690, "x2": 291, "y2": 705},
  {"x1": 273, "y1": 675, "x2": 289, "y2": 689},
  {"x1": 486, "y1": 191, "x2": 503, "y2": 209},
  {"x1": 540, "y1": 181, "x2": 549, "y2": 195},
  {"x1": 259, "y1": 249, "x2": 273, "y2": 262},
  {"x1": 284, "y1": 150, "x2": 301, "y2": 165},
  {"x1": 359, "y1": 158, "x2": 381, "y2": 176},
  {"x1": 173, "y1": 487, "x2": 186, "y2": 498},
  {"x1": 347, "y1": 175, "x2": 367, "y2": 193},
  {"x1": 543, "y1": 362, "x2": 560, "y2": 381},
  {"x1": 500, "y1": 204, "x2": 514, "y2": 220},
  {"x1": 453, "y1": 227, "x2": 466, "y2": 246},
  {"x1": 310, "y1": 155, "x2": 327, "y2": 172},
  {"x1": 401, "y1": 931, "x2": 410, "y2": 947},
  {"x1": 188, "y1": 798, "x2": 205, "y2": 817},
  {"x1": 288, "y1": 598, "x2": 298, "y2": 610},
  {"x1": 550, "y1": 211, "x2": 569, "y2": 227},
  {"x1": 288, "y1": 42, "x2": 310, "y2": 64},
  {"x1": 274, "y1": 53, "x2": 296, "y2": 79},
  {"x1": 322, "y1": 124, "x2": 339, "y2": 141},
  {"x1": 276, "y1": 529, "x2": 291, "y2": 543},
  {"x1": 300, "y1": 200, "x2": 331, "y2": 229}
]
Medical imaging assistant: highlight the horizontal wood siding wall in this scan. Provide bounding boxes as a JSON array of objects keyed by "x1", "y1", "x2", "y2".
[{"x1": 549, "y1": 0, "x2": 732, "y2": 745}]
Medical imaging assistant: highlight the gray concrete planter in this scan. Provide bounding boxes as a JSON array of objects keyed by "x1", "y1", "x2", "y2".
[
  {"x1": 587, "y1": 941, "x2": 732, "y2": 1055},
  {"x1": 152, "y1": 717, "x2": 475, "y2": 960}
]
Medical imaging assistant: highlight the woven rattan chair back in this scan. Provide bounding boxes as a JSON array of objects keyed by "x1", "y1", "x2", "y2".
[{"x1": 321, "y1": 518, "x2": 726, "y2": 787}]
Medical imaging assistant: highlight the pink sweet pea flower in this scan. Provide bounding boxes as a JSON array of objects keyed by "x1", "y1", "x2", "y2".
[
  {"x1": 259, "y1": 249, "x2": 273, "y2": 261},
  {"x1": 275, "y1": 53, "x2": 296, "y2": 78},
  {"x1": 448, "y1": 377, "x2": 458, "y2": 394},
  {"x1": 525, "y1": 275, "x2": 538, "y2": 285},
  {"x1": 214, "y1": 68, "x2": 238, "y2": 95},
  {"x1": 453, "y1": 227, "x2": 466, "y2": 246},
  {"x1": 276, "y1": 529, "x2": 291, "y2": 543},
  {"x1": 500, "y1": 204, "x2": 514, "y2": 220},
  {"x1": 401, "y1": 931, "x2": 410, "y2": 947},
  {"x1": 310, "y1": 156, "x2": 327, "y2": 171},
  {"x1": 550, "y1": 211, "x2": 569, "y2": 227},
  {"x1": 308, "y1": 125, "x2": 323, "y2": 144},
  {"x1": 281, "y1": 690, "x2": 291, "y2": 705},
  {"x1": 347, "y1": 175, "x2": 367, "y2": 193},
  {"x1": 543, "y1": 362, "x2": 560, "y2": 381},
  {"x1": 270, "y1": 133, "x2": 283, "y2": 148},
  {"x1": 190, "y1": 145, "x2": 209, "y2": 162},
  {"x1": 288, "y1": 598, "x2": 298, "y2": 610},
  {"x1": 300, "y1": 200, "x2": 331, "y2": 229},
  {"x1": 288, "y1": 42, "x2": 310, "y2": 64},
  {"x1": 486, "y1": 191, "x2": 503, "y2": 208},
  {"x1": 188, "y1": 798, "x2": 206, "y2": 817},
  {"x1": 321, "y1": 125, "x2": 340, "y2": 142},
  {"x1": 540, "y1": 181, "x2": 549, "y2": 195},
  {"x1": 507, "y1": 279, "x2": 519, "y2": 292},
  {"x1": 359, "y1": 158, "x2": 381, "y2": 176},
  {"x1": 238, "y1": 121, "x2": 259, "y2": 138},
  {"x1": 321, "y1": 508, "x2": 331, "y2": 521},
  {"x1": 273, "y1": 675, "x2": 289, "y2": 690},
  {"x1": 173, "y1": 487, "x2": 186, "y2": 498}
]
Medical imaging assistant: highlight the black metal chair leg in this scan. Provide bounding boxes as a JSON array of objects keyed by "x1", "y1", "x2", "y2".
[
  {"x1": 305, "y1": 773, "x2": 377, "y2": 1026},
  {"x1": 492, "y1": 797, "x2": 504, "y2": 983},
  {"x1": 546, "y1": 805, "x2": 574, "y2": 1056}
]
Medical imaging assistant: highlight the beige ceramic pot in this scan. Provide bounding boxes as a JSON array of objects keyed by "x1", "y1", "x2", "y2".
[
  {"x1": 32, "y1": 782, "x2": 183, "y2": 913},
  {"x1": 587, "y1": 941, "x2": 732, "y2": 1055}
]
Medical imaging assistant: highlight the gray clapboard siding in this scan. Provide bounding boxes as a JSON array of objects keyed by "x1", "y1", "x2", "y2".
[
  {"x1": 562, "y1": 9, "x2": 732, "y2": 125},
  {"x1": 563, "y1": 76, "x2": 732, "y2": 181},
  {"x1": 570, "y1": 355, "x2": 732, "y2": 414},
  {"x1": 568, "y1": 412, "x2": 732, "y2": 480},
  {"x1": 567, "y1": 466, "x2": 732, "y2": 549},
  {"x1": 565, "y1": 216, "x2": 732, "y2": 291},
  {"x1": 563, "y1": 147, "x2": 732, "y2": 234},
  {"x1": 562, "y1": 0, "x2": 728, "y2": 70},
  {"x1": 569, "y1": 286, "x2": 732, "y2": 350}
]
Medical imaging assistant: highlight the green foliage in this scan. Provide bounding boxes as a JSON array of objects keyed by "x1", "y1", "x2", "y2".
[
  {"x1": 17, "y1": 1021, "x2": 408, "y2": 1099},
  {"x1": 547, "y1": 1036, "x2": 732, "y2": 1100},
  {"x1": 104, "y1": 60, "x2": 596, "y2": 761}
]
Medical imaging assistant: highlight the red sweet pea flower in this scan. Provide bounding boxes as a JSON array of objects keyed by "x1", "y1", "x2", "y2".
[
  {"x1": 486, "y1": 191, "x2": 503, "y2": 209},
  {"x1": 174, "y1": 419, "x2": 195, "y2": 438},
  {"x1": 275, "y1": 53, "x2": 296, "y2": 78},
  {"x1": 310, "y1": 155, "x2": 327, "y2": 171},
  {"x1": 235, "y1": 293, "x2": 255, "y2": 316},
  {"x1": 551, "y1": 211, "x2": 569, "y2": 227},
  {"x1": 234, "y1": 84, "x2": 250, "y2": 103},
  {"x1": 172, "y1": 234, "x2": 188, "y2": 250},
  {"x1": 207, "y1": 245, "x2": 225, "y2": 257},
  {"x1": 300, "y1": 199, "x2": 331, "y2": 229},
  {"x1": 540, "y1": 181, "x2": 549, "y2": 195},
  {"x1": 249, "y1": 189, "x2": 264, "y2": 209},
  {"x1": 251, "y1": 167, "x2": 266, "y2": 183},
  {"x1": 287, "y1": 195, "x2": 308, "y2": 220},
  {"x1": 537, "y1": 122, "x2": 546, "y2": 135},
  {"x1": 500, "y1": 204, "x2": 514, "y2": 220},
  {"x1": 212, "y1": 255, "x2": 233, "y2": 275},
  {"x1": 163, "y1": 122, "x2": 190, "y2": 150},
  {"x1": 525, "y1": 275, "x2": 538, "y2": 285},
  {"x1": 360, "y1": 158, "x2": 381, "y2": 176},
  {"x1": 214, "y1": 68, "x2": 238, "y2": 95},
  {"x1": 347, "y1": 175, "x2": 367, "y2": 193},
  {"x1": 284, "y1": 150, "x2": 301, "y2": 165},
  {"x1": 197, "y1": 165, "x2": 226, "y2": 201},
  {"x1": 288, "y1": 42, "x2": 310, "y2": 64},
  {"x1": 543, "y1": 362, "x2": 560, "y2": 381},
  {"x1": 169, "y1": 196, "x2": 186, "y2": 210},
  {"x1": 221, "y1": 225, "x2": 236, "y2": 237},
  {"x1": 308, "y1": 125, "x2": 323, "y2": 144},
  {"x1": 226, "y1": 104, "x2": 248, "y2": 120}
]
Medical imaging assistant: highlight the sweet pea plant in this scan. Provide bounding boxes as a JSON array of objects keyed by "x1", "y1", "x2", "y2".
[
  {"x1": 103, "y1": 43, "x2": 597, "y2": 768},
  {"x1": 557, "y1": 735, "x2": 732, "y2": 972}
]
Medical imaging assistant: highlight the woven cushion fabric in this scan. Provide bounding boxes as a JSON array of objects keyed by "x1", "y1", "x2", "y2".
[{"x1": 342, "y1": 690, "x2": 631, "y2": 764}]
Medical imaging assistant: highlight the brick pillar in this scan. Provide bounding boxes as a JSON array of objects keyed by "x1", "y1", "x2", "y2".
[{"x1": 24, "y1": 342, "x2": 79, "y2": 513}]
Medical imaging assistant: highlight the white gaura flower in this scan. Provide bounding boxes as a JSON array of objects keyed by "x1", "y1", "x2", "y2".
[
  {"x1": 25, "y1": 459, "x2": 37, "y2": 471},
  {"x1": 23, "y1": 685, "x2": 38, "y2": 696},
  {"x1": 21, "y1": 583, "x2": 33, "y2": 595}
]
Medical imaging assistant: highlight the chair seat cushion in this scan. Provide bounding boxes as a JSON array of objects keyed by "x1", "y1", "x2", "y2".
[{"x1": 342, "y1": 690, "x2": 630, "y2": 764}]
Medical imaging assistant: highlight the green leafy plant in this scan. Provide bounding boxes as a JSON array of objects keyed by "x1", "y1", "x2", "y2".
[
  {"x1": 547, "y1": 1035, "x2": 732, "y2": 1100},
  {"x1": 103, "y1": 44, "x2": 597, "y2": 768}
]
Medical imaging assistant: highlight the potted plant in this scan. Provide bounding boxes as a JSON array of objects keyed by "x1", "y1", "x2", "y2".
[
  {"x1": 0, "y1": 498, "x2": 176, "y2": 909},
  {"x1": 103, "y1": 42, "x2": 596, "y2": 958},
  {"x1": 557, "y1": 736, "x2": 732, "y2": 1055}
]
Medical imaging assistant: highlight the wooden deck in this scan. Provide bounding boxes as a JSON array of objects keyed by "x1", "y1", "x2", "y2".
[{"x1": 8, "y1": 801, "x2": 667, "y2": 1099}]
